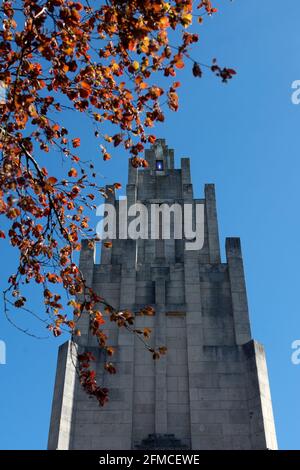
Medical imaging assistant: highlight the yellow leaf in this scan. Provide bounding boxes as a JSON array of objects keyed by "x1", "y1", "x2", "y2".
[
  {"x1": 159, "y1": 17, "x2": 169, "y2": 29},
  {"x1": 132, "y1": 60, "x2": 140, "y2": 71},
  {"x1": 182, "y1": 13, "x2": 193, "y2": 27}
]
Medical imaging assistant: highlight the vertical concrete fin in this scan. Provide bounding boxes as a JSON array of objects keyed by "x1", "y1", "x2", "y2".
[
  {"x1": 77, "y1": 240, "x2": 96, "y2": 338},
  {"x1": 153, "y1": 274, "x2": 168, "y2": 435},
  {"x1": 205, "y1": 184, "x2": 221, "y2": 264},
  {"x1": 181, "y1": 158, "x2": 191, "y2": 184},
  {"x1": 243, "y1": 340, "x2": 278, "y2": 449},
  {"x1": 79, "y1": 239, "x2": 95, "y2": 281},
  {"x1": 155, "y1": 279, "x2": 166, "y2": 305},
  {"x1": 128, "y1": 158, "x2": 138, "y2": 185},
  {"x1": 100, "y1": 185, "x2": 116, "y2": 265},
  {"x1": 167, "y1": 148, "x2": 175, "y2": 169},
  {"x1": 127, "y1": 159, "x2": 138, "y2": 208},
  {"x1": 144, "y1": 148, "x2": 155, "y2": 170},
  {"x1": 184, "y1": 257, "x2": 203, "y2": 450},
  {"x1": 226, "y1": 237, "x2": 251, "y2": 345},
  {"x1": 181, "y1": 158, "x2": 193, "y2": 200},
  {"x1": 154, "y1": 319, "x2": 168, "y2": 435},
  {"x1": 48, "y1": 341, "x2": 77, "y2": 449},
  {"x1": 118, "y1": 264, "x2": 137, "y2": 449},
  {"x1": 124, "y1": 168, "x2": 138, "y2": 267}
]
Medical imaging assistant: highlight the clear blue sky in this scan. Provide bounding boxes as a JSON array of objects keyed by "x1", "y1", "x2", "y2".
[{"x1": 1, "y1": 0, "x2": 300, "y2": 449}]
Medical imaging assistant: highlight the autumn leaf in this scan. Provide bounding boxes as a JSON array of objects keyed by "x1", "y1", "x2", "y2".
[
  {"x1": 106, "y1": 346, "x2": 115, "y2": 356},
  {"x1": 192, "y1": 62, "x2": 202, "y2": 77},
  {"x1": 93, "y1": 311, "x2": 105, "y2": 326},
  {"x1": 53, "y1": 327, "x2": 62, "y2": 338},
  {"x1": 104, "y1": 362, "x2": 117, "y2": 374},
  {"x1": 112, "y1": 134, "x2": 123, "y2": 147},
  {"x1": 181, "y1": 13, "x2": 193, "y2": 28},
  {"x1": 68, "y1": 168, "x2": 78, "y2": 178},
  {"x1": 168, "y1": 91, "x2": 179, "y2": 112},
  {"x1": 143, "y1": 327, "x2": 152, "y2": 339},
  {"x1": 47, "y1": 176, "x2": 58, "y2": 185},
  {"x1": 72, "y1": 138, "x2": 81, "y2": 148},
  {"x1": 47, "y1": 273, "x2": 62, "y2": 283},
  {"x1": 139, "y1": 306, "x2": 155, "y2": 316},
  {"x1": 174, "y1": 58, "x2": 185, "y2": 69},
  {"x1": 14, "y1": 297, "x2": 26, "y2": 308},
  {"x1": 132, "y1": 61, "x2": 139, "y2": 71},
  {"x1": 159, "y1": 346, "x2": 168, "y2": 355},
  {"x1": 148, "y1": 135, "x2": 156, "y2": 144}
]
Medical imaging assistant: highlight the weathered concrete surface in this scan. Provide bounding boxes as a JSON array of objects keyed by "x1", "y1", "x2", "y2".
[{"x1": 48, "y1": 140, "x2": 277, "y2": 450}]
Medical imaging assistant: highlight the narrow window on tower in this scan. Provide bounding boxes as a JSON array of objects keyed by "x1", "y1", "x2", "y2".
[{"x1": 156, "y1": 160, "x2": 164, "y2": 171}]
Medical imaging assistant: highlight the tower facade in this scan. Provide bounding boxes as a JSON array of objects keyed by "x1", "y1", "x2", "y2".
[{"x1": 48, "y1": 139, "x2": 277, "y2": 450}]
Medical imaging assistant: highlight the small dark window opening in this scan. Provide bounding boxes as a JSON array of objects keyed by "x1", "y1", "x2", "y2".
[{"x1": 156, "y1": 160, "x2": 164, "y2": 171}]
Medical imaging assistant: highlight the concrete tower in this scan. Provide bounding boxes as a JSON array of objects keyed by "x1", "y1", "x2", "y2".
[{"x1": 48, "y1": 139, "x2": 277, "y2": 450}]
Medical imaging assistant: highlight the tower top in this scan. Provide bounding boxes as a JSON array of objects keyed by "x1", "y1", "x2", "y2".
[{"x1": 144, "y1": 138, "x2": 175, "y2": 173}]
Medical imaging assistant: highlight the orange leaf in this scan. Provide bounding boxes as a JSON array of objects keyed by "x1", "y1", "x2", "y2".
[
  {"x1": 68, "y1": 168, "x2": 78, "y2": 177},
  {"x1": 47, "y1": 177, "x2": 58, "y2": 185},
  {"x1": 148, "y1": 135, "x2": 156, "y2": 144},
  {"x1": 175, "y1": 59, "x2": 185, "y2": 69},
  {"x1": 159, "y1": 346, "x2": 168, "y2": 355},
  {"x1": 159, "y1": 17, "x2": 170, "y2": 29},
  {"x1": 106, "y1": 347, "x2": 115, "y2": 356},
  {"x1": 94, "y1": 311, "x2": 105, "y2": 325},
  {"x1": 128, "y1": 39, "x2": 137, "y2": 51},
  {"x1": 72, "y1": 138, "x2": 81, "y2": 148},
  {"x1": 80, "y1": 81, "x2": 91, "y2": 91}
]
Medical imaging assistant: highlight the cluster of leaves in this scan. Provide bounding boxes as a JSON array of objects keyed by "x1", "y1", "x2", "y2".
[
  {"x1": 77, "y1": 305, "x2": 167, "y2": 405},
  {"x1": 0, "y1": 0, "x2": 235, "y2": 405},
  {"x1": 78, "y1": 352, "x2": 110, "y2": 407}
]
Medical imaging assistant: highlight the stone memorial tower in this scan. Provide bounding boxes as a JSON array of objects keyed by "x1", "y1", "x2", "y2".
[{"x1": 48, "y1": 139, "x2": 277, "y2": 450}]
